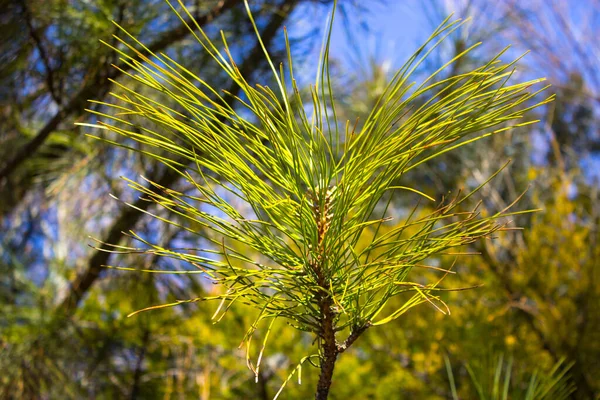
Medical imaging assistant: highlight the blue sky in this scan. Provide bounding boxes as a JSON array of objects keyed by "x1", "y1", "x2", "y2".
[
  {"x1": 287, "y1": 1, "x2": 435, "y2": 81},
  {"x1": 328, "y1": 1, "x2": 436, "y2": 70}
]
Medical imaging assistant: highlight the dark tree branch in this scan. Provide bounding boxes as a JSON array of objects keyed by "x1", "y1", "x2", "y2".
[
  {"x1": 0, "y1": 0, "x2": 239, "y2": 186},
  {"x1": 130, "y1": 328, "x2": 151, "y2": 400},
  {"x1": 21, "y1": 1, "x2": 61, "y2": 105},
  {"x1": 337, "y1": 322, "x2": 371, "y2": 353},
  {"x1": 56, "y1": 166, "x2": 181, "y2": 316}
]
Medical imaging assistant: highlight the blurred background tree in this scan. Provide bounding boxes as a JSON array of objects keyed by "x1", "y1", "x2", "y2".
[{"x1": 0, "y1": 0, "x2": 598, "y2": 399}]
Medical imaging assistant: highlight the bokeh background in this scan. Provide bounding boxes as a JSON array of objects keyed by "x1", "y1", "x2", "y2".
[{"x1": 1, "y1": 0, "x2": 598, "y2": 398}]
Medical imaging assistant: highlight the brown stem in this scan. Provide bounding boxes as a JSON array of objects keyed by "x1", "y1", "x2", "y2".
[
  {"x1": 309, "y1": 185, "x2": 339, "y2": 399},
  {"x1": 338, "y1": 323, "x2": 371, "y2": 353},
  {"x1": 314, "y1": 311, "x2": 370, "y2": 399},
  {"x1": 311, "y1": 184, "x2": 373, "y2": 399},
  {"x1": 315, "y1": 296, "x2": 338, "y2": 400}
]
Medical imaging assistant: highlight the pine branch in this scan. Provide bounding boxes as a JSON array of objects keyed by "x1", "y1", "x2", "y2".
[
  {"x1": 55, "y1": 0, "x2": 299, "y2": 320},
  {"x1": 78, "y1": 2, "x2": 549, "y2": 398}
]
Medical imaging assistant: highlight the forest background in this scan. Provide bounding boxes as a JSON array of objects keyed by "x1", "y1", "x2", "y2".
[{"x1": 0, "y1": 0, "x2": 598, "y2": 398}]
